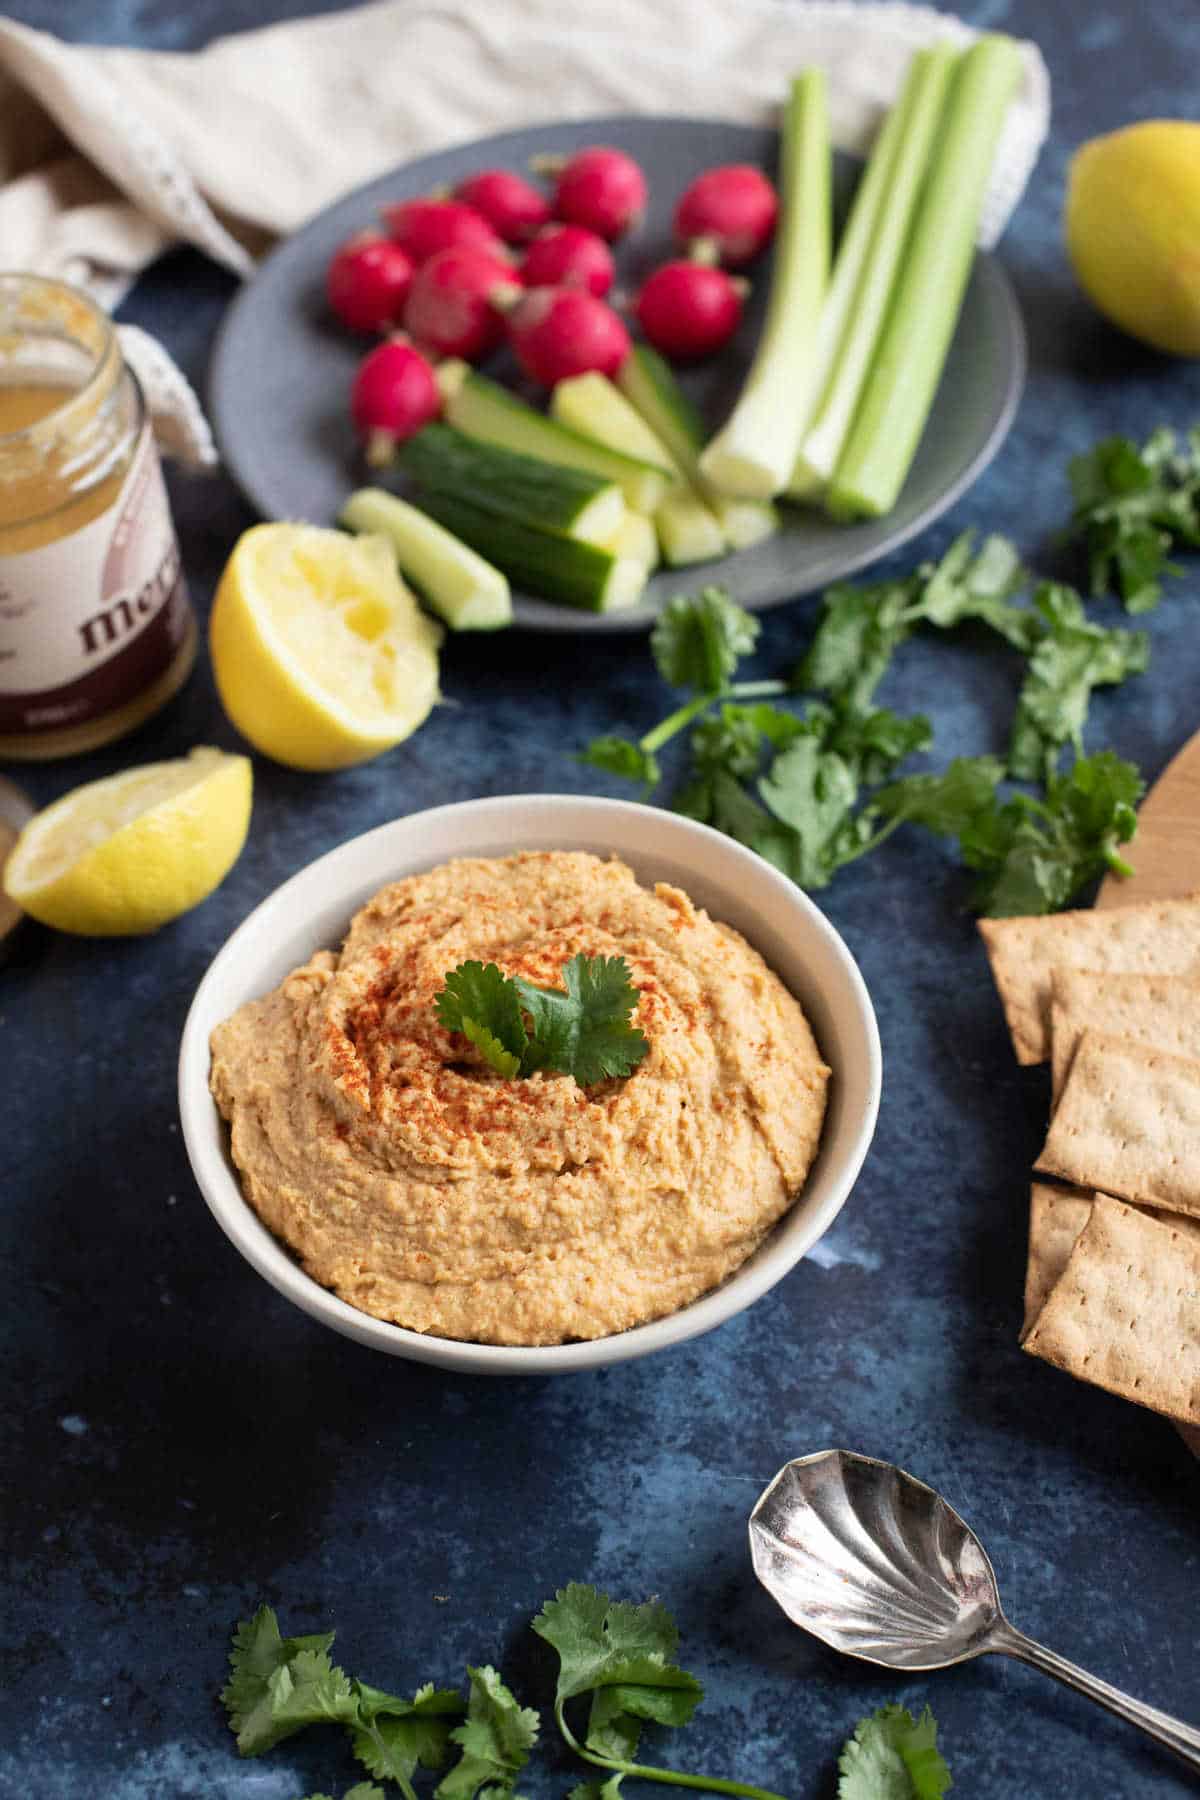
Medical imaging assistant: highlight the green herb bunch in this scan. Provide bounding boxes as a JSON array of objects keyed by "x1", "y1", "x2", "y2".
[
  {"x1": 221, "y1": 1589, "x2": 950, "y2": 1800},
  {"x1": 580, "y1": 529, "x2": 1147, "y2": 917}
]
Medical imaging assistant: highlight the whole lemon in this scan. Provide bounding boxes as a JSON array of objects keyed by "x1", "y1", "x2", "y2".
[{"x1": 1065, "y1": 120, "x2": 1200, "y2": 356}]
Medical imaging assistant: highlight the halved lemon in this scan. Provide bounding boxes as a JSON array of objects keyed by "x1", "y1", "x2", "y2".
[
  {"x1": 4, "y1": 746, "x2": 252, "y2": 936},
  {"x1": 210, "y1": 522, "x2": 443, "y2": 770}
]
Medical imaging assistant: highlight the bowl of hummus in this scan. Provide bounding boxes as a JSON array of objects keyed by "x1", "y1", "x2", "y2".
[{"x1": 179, "y1": 793, "x2": 880, "y2": 1373}]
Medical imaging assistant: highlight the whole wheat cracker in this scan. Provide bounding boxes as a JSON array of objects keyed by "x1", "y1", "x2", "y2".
[
  {"x1": 976, "y1": 892, "x2": 1200, "y2": 1065},
  {"x1": 1035, "y1": 1030, "x2": 1200, "y2": 1216},
  {"x1": 1023, "y1": 1196, "x2": 1200, "y2": 1425},
  {"x1": 1022, "y1": 1183, "x2": 1093, "y2": 1338},
  {"x1": 1022, "y1": 1184, "x2": 1200, "y2": 1340},
  {"x1": 1049, "y1": 969, "x2": 1200, "y2": 1106}
]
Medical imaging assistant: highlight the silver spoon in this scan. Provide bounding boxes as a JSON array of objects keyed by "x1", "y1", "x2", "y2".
[{"x1": 749, "y1": 1449, "x2": 1200, "y2": 1774}]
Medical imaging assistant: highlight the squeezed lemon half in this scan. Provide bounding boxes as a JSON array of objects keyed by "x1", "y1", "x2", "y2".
[
  {"x1": 209, "y1": 522, "x2": 443, "y2": 770},
  {"x1": 4, "y1": 746, "x2": 252, "y2": 935}
]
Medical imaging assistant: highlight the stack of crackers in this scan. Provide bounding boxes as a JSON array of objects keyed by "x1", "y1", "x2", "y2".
[{"x1": 979, "y1": 894, "x2": 1200, "y2": 1445}]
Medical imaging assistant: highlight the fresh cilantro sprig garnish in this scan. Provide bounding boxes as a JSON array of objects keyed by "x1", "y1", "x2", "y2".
[
  {"x1": 576, "y1": 524, "x2": 1146, "y2": 917},
  {"x1": 1066, "y1": 425, "x2": 1200, "y2": 613},
  {"x1": 436, "y1": 1665, "x2": 539, "y2": 1800},
  {"x1": 876, "y1": 748, "x2": 1143, "y2": 916},
  {"x1": 435, "y1": 955, "x2": 648, "y2": 1086},
  {"x1": 797, "y1": 537, "x2": 1148, "y2": 783},
  {"x1": 533, "y1": 1583, "x2": 786, "y2": 1800},
  {"x1": 837, "y1": 1704, "x2": 952, "y2": 1799},
  {"x1": 222, "y1": 1607, "x2": 467, "y2": 1800},
  {"x1": 223, "y1": 1594, "x2": 952, "y2": 1800},
  {"x1": 580, "y1": 587, "x2": 788, "y2": 792},
  {"x1": 301, "y1": 1787, "x2": 388, "y2": 1800}
]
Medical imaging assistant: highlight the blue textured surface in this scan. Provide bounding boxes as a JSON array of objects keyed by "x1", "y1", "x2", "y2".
[{"x1": 4, "y1": 3, "x2": 1199, "y2": 1797}]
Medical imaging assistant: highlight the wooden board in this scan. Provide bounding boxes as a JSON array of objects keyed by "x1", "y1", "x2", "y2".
[
  {"x1": 1098, "y1": 728, "x2": 1200, "y2": 1457},
  {"x1": 1097, "y1": 727, "x2": 1200, "y2": 912}
]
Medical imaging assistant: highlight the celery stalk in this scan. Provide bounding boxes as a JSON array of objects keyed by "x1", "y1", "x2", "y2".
[
  {"x1": 699, "y1": 69, "x2": 831, "y2": 499},
  {"x1": 787, "y1": 44, "x2": 956, "y2": 499},
  {"x1": 827, "y1": 34, "x2": 1024, "y2": 520}
]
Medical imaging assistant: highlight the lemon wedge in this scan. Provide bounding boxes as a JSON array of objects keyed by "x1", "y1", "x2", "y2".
[
  {"x1": 4, "y1": 747, "x2": 252, "y2": 936},
  {"x1": 210, "y1": 522, "x2": 443, "y2": 770}
]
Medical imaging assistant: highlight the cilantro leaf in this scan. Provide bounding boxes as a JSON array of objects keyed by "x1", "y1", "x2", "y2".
[
  {"x1": 514, "y1": 954, "x2": 648, "y2": 1085},
  {"x1": 578, "y1": 736, "x2": 662, "y2": 790},
  {"x1": 908, "y1": 530, "x2": 1032, "y2": 648},
  {"x1": 222, "y1": 1608, "x2": 357, "y2": 1757},
  {"x1": 435, "y1": 1665, "x2": 539, "y2": 1800},
  {"x1": 963, "y1": 751, "x2": 1143, "y2": 916},
  {"x1": 879, "y1": 751, "x2": 1142, "y2": 916},
  {"x1": 837, "y1": 1704, "x2": 951, "y2": 1800},
  {"x1": 651, "y1": 588, "x2": 759, "y2": 691},
  {"x1": 535, "y1": 1586, "x2": 793, "y2": 1800},
  {"x1": 1066, "y1": 427, "x2": 1200, "y2": 612},
  {"x1": 436, "y1": 957, "x2": 648, "y2": 1087},
  {"x1": 758, "y1": 739, "x2": 863, "y2": 890},
  {"x1": 820, "y1": 704, "x2": 933, "y2": 786},
  {"x1": 794, "y1": 576, "x2": 914, "y2": 711},
  {"x1": 795, "y1": 533, "x2": 1032, "y2": 713},
  {"x1": 1007, "y1": 583, "x2": 1149, "y2": 781},
  {"x1": 436, "y1": 962, "x2": 528, "y2": 1078},
  {"x1": 351, "y1": 1682, "x2": 463, "y2": 1788},
  {"x1": 298, "y1": 1787, "x2": 387, "y2": 1800},
  {"x1": 568, "y1": 1780, "x2": 625, "y2": 1800},
  {"x1": 533, "y1": 1584, "x2": 703, "y2": 1725},
  {"x1": 874, "y1": 756, "x2": 1008, "y2": 837}
]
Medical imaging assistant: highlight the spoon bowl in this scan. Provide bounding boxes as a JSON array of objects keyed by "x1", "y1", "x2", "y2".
[
  {"x1": 749, "y1": 1449, "x2": 999, "y2": 1670},
  {"x1": 750, "y1": 1450, "x2": 1200, "y2": 1774}
]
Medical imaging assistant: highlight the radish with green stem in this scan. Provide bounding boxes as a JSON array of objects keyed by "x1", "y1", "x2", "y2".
[
  {"x1": 402, "y1": 246, "x2": 521, "y2": 361},
  {"x1": 382, "y1": 196, "x2": 505, "y2": 263},
  {"x1": 454, "y1": 168, "x2": 551, "y2": 243},
  {"x1": 519, "y1": 224, "x2": 615, "y2": 296},
  {"x1": 349, "y1": 338, "x2": 441, "y2": 464},
  {"x1": 634, "y1": 261, "x2": 747, "y2": 361},
  {"x1": 326, "y1": 231, "x2": 414, "y2": 333},
  {"x1": 506, "y1": 287, "x2": 631, "y2": 386},
  {"x1": 673, "y1": 163, "x2": 778, "y2": 267},
  {"x1": 535, "y1": 145, "x2": 647, "y2": 239}
]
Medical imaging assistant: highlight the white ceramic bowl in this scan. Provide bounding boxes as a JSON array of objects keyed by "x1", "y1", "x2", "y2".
[{"x1": 179, "y1": 794, "x2": 881, "y2": 1374}]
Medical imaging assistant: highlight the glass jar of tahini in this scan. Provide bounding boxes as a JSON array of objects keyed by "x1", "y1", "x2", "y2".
[{"x1": 0, "y1": 273, "x2": 197, "y2": 759}]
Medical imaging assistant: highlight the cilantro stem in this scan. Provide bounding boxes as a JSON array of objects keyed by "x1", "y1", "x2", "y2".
[
  {"x1": 1102, "y1": 836, "x2": 1135, "y2": 879},
  {"x1": 353, "y1": 1715, "x2": 421, "y2": 1800},
  {"x1": 555, "y1": 1702, "x2": 790, "y2": 1800},
  {"x1": 639, "y1": 681, "x2": 787, "y2": 755}
]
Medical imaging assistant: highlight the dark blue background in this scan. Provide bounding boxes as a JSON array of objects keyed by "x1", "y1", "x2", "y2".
[{"x1": 4, "y1": 4, "x2": 1198, "y2": 1796}]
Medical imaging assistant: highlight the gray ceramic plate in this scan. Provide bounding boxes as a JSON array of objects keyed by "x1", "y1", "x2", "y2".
[{"x1": 209, "y1": 114, "x2": 1026, "y2": 634}]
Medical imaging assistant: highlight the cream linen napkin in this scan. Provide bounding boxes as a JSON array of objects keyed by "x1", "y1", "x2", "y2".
[{"x1": 0, "y1": 0, "x2": 1050, "y2": 468}]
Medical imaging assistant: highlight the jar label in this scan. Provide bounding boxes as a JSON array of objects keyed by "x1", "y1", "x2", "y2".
[{"x1": 0, "y1": 424, "x2": 192, "y2": 734}]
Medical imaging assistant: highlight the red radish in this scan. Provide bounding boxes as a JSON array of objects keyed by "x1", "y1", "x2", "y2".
[
  {"x1": 634, "y1": 261, "x2": 746, "y2": 361},
  {"x1": 381, "y1": 197, "x2": 505, "y2": 264},
  {"x1": 454, "y1": 169, "x2": 551, "y2": 244},
  {"x1": 542, "y1": 146, "x2": 647, "y2": 240},
  {"x1": 402, "y1": 246, "x2": 520, "y2": 361},
  {"x1": 506, "y1": 287, "x2": 630, "y2": 386},
  {"x1": 673, "y1": 164, "x2": 778, "y2": 267},
  {"x1": 326, "y1": 232, "x2": 414, "y2": 333},
  {"x1": 350, "y1": 338, "x2": 440, "y2": 463},
  {"x1": 518, "y1": 224, "x2": 614, "y2": 297}
]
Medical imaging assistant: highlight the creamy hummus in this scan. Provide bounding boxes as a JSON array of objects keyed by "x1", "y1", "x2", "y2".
[{"x1": 210, "y1": 851, "x2": 830, "y2": 1346}]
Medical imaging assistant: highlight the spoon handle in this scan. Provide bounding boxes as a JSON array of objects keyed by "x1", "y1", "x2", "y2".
[{"x1": 991, "y1": 1621, "x2": 1200, "y2": 1772}]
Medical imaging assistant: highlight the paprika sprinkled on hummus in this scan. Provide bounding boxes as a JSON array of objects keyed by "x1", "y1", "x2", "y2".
[{"x1": 209, "y1": 851, "x2": 830, "y2": 1345}]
